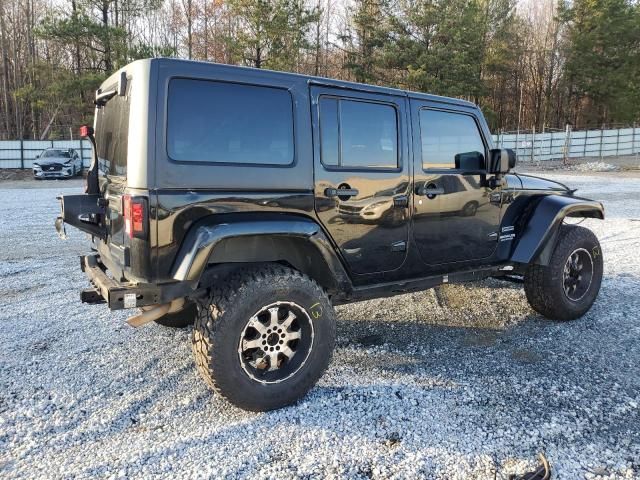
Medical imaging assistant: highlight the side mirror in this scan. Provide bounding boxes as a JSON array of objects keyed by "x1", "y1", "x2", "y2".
[
  {"x1": 35, "y1": 154, "x2": 40, "y2": 159},
  {"x1": 488, "y1": 148, "x2": 516, "y2": 175},
  {"x1": 455, "y1": 151, "x2": 484, "y2": 171}
]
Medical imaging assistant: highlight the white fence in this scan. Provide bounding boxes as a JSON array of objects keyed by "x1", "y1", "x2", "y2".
[
  {"x1": 0, "y1": 140, "x2": 92, "y2": 169},
  {"x1": 493, "y1": 126, "x2": 640, "y2": 162},
  {"x1": 1, "y1": 126, "x2": 639, "y2": 168}
]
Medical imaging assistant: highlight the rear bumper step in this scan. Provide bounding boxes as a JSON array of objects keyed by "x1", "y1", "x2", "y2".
[{"x1": 80, "y1": 254, "x2": 190, "y2": 310}]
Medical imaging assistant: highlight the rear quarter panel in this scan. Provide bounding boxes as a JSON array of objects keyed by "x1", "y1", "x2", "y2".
[{"x1": 153, "y1": 192, "x2": 316, "y2": 281}]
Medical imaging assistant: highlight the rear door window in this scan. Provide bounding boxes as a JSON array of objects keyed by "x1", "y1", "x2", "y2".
[
  {"x1": 319, "y1": 97, "x2": 398, "y2": 169},
  {"x1": 167, "y1": 79, "x2": 294, "y2": 166}
]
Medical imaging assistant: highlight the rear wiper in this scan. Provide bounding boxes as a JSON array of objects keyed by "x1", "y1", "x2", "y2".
[{"x1": 95, "y1": 89, "x2": 117, "y2": 107}]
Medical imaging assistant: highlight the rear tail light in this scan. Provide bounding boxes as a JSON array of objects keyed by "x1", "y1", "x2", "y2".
[
  {"x1": 122, "y1": 195, "x2": 148, "y2": 239},
  {"x1": 79, "y1": 125, "x2": 94, "y2": 137}
]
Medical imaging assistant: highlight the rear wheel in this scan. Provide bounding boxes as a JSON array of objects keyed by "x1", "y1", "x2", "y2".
[
  {"x1": 524, "y1": 225, "x2": 603, "y2": 320},
  {"x1": 462, "y1": 201, "x2": 478, "y2": 217},
  {"x1": 192, "y1": 264, "x2": 336, "y2": 411}
]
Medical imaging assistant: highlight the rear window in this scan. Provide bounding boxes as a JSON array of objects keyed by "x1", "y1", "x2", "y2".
[
  {"x1": 167, "y1": 79, "x2": 294, "y2": 166},
  {"x1": 95, "y1": 82, "x2": 130, "y2": 177}
]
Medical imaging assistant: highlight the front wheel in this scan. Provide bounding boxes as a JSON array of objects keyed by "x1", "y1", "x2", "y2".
[
  {"x1": 192, "y1": 265, "x2": 336, "y2": 411},
  {"x1": 524, "y1": 225, "x2": 603, "y2": 320}
]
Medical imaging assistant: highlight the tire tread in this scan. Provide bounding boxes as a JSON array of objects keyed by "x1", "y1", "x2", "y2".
[
  {"x1": 192, "y1": 264, "x2": 335, "y2": 411},
  {"x1": 524, "y1": 225, "x2": 602, "y2": 320}
]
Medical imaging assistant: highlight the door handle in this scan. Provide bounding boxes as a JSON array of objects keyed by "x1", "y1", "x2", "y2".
[{"x1": 325, "y1": 187, "x2": 359, "y2": 198}]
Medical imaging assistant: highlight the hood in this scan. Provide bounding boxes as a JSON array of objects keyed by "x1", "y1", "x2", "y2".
[
  {"x1": 35, "y1": 157, "x2": 71, "y2": 166},
  {"x1": 513, "y1": 173, "x2": 572, "y2": 193}
]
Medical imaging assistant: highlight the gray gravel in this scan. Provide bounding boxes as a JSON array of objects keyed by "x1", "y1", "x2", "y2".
[{"x1": 1, "y1": 174, "x2": 639, "y2": 479}]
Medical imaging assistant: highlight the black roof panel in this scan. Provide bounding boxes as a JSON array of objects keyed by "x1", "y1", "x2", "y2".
[{"x1": 153, "y1": 58, "x2": 478, "y2": 110}]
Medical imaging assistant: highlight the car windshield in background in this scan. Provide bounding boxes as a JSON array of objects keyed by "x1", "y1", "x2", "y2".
[{"x1": 42, "y1": 150, "x2": 71, "y2": 158}]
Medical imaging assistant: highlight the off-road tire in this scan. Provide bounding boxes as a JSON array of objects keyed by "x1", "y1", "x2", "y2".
[
  {"x1": 524, "y1": 225, "x2": 603, "y2": 320},
  {"x1": 154, "y1": 300, "x2": 198, "y2": 328},
  {"x1": 192, "y1": 264, "x2": 336, "y2": 411}
]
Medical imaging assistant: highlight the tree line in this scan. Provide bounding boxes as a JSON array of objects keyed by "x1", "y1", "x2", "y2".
[{"x1": 0, "y1": 0, "x2": 638, "y2": 140}]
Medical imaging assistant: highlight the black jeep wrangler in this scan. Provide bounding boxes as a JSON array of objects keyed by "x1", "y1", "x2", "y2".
[{"x1": 56, "y1": 58, "x2": 604, "y2": 412}]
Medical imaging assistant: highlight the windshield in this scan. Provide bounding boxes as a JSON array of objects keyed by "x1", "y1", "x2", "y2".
[
  {"x1": 95, "y1": 79, "x2": 130, "y2": 177},
  {"x1": 42, "y1": 149, "x2": 71, "y2": 158}
]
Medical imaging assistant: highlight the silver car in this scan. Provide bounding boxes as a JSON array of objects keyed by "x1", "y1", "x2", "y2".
[{"x1": 33, "y1": 148, "x2": 83, "y2": 179}]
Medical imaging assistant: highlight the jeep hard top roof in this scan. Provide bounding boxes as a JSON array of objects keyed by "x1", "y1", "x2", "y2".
[{"x1": 102, "y1": 57, "x2": 479, "y2": 111}]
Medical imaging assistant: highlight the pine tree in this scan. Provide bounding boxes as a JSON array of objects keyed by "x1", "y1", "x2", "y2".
[
  {"x1": 378, "y1": 0, "x2": 485, "y2": 98},
  {"x1": 343, "y1": 0, "x2": 390, "y2": 84},
  {"x1": 561, "y1": 0, "x2": 640, "y2": 125},
  {"x1": 226, "y1": 0, "x2": 319, "y2": 71}
]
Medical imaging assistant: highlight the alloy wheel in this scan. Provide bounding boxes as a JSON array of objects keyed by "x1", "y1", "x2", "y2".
[
  {"x1": 562, "y1": 248, "x2": 594, "y2": 302},
  {"x1": 238, "y1": 301, "x2": 314, "y2": 384}
]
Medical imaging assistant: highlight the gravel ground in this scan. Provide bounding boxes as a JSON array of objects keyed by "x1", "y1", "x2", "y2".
[
  {"x1": 1, "y1": 173, "x2": 639, "y2": 479},
  {"x1": 515, "y1": 155, "x2": 640, "y2": 173}
]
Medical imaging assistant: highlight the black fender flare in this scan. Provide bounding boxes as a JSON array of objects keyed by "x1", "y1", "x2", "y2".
[
  {"x1": 170, "y1": 216, "x2": 352, "y2": 295},
  {"x1": 510, "y1": 195, "x2": 604, "y2": 265}
]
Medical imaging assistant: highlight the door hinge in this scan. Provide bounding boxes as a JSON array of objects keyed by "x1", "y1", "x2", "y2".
[{"x1": 391, "y1": 240, "x2": 407, "y2": 252}]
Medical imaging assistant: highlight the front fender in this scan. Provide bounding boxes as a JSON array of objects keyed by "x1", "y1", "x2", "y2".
[
  {"x1": 510, "y1": 195, "x2": 604, "y2": 265},
  {"x1": 170, "y1": 217, "x2": 352, "y2": 294}
]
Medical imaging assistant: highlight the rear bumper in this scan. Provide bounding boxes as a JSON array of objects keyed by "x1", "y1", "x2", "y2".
[{"x1": 81, "y1": 254, "x2": 189, "y2": 310}]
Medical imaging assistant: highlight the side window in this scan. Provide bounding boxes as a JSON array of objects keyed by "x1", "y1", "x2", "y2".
[
  {"x1": 420, "y1": 109, "x2": 485, "y2": 170},
  {"x1": 167, "y1": 79, "x2": 294, "y2": 165},
  {"x1": 319, "y1": 97, "x2": 398, "y2": 169}
]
